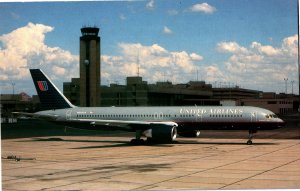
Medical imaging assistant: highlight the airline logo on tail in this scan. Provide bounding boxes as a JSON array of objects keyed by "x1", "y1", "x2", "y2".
[{"x1": 37, "y1": 81, "x2": 48, "y2": 91}]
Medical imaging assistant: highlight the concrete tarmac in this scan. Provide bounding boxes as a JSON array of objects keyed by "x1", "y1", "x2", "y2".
[{"x1": 2, "y1": 131, "x2": 300, "y2": 190}]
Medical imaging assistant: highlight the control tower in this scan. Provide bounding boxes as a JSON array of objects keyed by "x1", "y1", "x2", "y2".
[{"x1": 79, "y1": 27, "x2": 101, "y2": 107}]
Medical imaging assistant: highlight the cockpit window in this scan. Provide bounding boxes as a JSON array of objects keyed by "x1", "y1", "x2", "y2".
[
  {"x1": 271, "y1": 114, "x2": 278, "y2": 118},
  {"x1": 265, "y1": 114, "x2": 278, "y2": 119}
]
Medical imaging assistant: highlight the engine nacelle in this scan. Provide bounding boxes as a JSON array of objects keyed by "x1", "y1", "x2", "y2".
[
  {"x1": 178, "y1": 130, "x2": 201, "y2": 138},
  {"x1": 143, "y1": 124, "x2": 177, "y2": 143}
]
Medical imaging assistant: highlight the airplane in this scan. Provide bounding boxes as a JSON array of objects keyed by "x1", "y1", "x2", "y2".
[{"x1": 14, "y1": 69, "x2": 285, "y2": 145}]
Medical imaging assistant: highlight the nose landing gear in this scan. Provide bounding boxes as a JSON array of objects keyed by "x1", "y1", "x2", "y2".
[{"x1": 247, "y1": 130, "x2": 257, "y2": 145}]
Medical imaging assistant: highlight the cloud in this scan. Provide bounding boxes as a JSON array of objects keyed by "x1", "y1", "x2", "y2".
[
  {"x1": 101, "y1": 43, "x2": 204, "y2": 84},
  {"x1": 216, "y1": 41, "x2": 248, "y2": 54},
  {"x1": 216, "y1": 34, "x2": 298, "y2": 92},
  {"x1": 167, "y1": 9, "x2": 178, "y2": 16},
  {"x1": 146, "y1": 0, "x2": 155, "y2": 10},
  {"x1": 190, "y1": 3, "x2": 216, "y2": 14},
  {"x1": 250, "y1": 42, "x2": 280, "y2": 56},
  {"x1": 0, "y1": 22, "x2": 78, "y2": 88},
  {"x1": 52, "y1": 65, "x2": 66, "y2": 76},
  {"x1": 190, "y1": 53, "x2": 203, "y2": 61},
  {"x1": 204, "y1": 65, "x2": 226, "y2": 82},
  {"x1": 163, "y1": 26, "x2": 172, "y2": 34},
  {"x1": 282, "y1": 34, "x2": 298, "y2": 56}
]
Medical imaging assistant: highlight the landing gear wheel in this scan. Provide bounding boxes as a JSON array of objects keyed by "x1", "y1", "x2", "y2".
[
  {"x1": 247, "y1": 130, "x2": 256, "y2": 145},
  {"x1": 130, "y1": 139, "x2": 145, "y2": 145}
]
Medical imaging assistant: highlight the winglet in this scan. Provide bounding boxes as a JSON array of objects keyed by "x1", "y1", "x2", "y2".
[{"x1": 30, "y1": 69, "x2": 75, "y2": 110}]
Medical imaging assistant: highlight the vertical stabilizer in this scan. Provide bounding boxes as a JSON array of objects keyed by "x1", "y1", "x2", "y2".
[{"x1": 30, "y1": 69, "x2": 74, "y2": 110}]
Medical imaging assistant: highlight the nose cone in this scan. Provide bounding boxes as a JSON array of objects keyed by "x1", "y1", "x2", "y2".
[{"x1": 277, "y1": 118, "x2": 286, "y2": 128}]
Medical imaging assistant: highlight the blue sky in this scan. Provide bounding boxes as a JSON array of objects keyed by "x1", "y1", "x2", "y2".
[{"x1": 0, "y1": 0, "x2": 298, "y2": 95}]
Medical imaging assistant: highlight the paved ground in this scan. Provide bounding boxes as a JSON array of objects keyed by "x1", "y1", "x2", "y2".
[{"x1": 2, "y1": 129, "x2": 300, "y2": 190}]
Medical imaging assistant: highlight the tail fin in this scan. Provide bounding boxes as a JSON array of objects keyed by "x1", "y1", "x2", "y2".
[{"x1": 30, "y1": 69, "x2": 74, "y2": 110}]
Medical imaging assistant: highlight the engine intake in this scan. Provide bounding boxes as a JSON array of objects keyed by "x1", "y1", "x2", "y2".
[{"x1": 178, "y1": 130, "x2": 201, "y2": 138}]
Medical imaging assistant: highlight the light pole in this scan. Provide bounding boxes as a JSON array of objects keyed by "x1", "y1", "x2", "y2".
[
  {"x1": 284, "y1": 78, "x2": 288, "y2": 94},
  {"x1": 291, "y1": 80, "x2": 295, "y2": 95},
  {"x1": 11, "y1": 82, "x2": 15, "y2": 95}
]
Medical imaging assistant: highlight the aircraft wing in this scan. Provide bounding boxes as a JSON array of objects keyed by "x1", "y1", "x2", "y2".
[
  {"x1": 73, "y1": 118, "x2": 178, "y2": 131},
  {"x1": 12, "y1": 112, "x2": 59, "y2": 121},
  {"x1": 13, "y1": 112, "x2": 178, "y2": 131}
]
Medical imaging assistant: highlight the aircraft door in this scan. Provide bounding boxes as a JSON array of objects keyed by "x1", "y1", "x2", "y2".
[
  {"x1": 66, "y1": 110, "x2": 72, "y2": 120},
  {"x1": 154, "y1": 112, "x2": 163, "y2": 120},
  {"x1": 196, "y1": 112, "x2": 202, "y2": 122},
  {"x1": 250, "y1": 111, "x2": 257, "y2": 122}
]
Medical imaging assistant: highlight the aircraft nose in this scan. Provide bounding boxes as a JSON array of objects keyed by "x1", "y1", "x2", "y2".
[{"x1": 277, "y1": 118, "x2": 286, "y2": 128}]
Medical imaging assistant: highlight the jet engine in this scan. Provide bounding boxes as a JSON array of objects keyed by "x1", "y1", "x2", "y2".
[
  {"x1": 143, "y1": 123, "x2": 177, "y2": 143},
  {"x1": 178, "y1": 130, "x2": 201, "y2": 138}
]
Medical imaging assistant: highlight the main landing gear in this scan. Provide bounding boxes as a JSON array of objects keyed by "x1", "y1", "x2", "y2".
[
  {"x1": 247, "y1": 130, "x2": 257, "y2": 145},
  {"x1": 130, "y1": 130, "x2": 145, "y2": 145}
]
